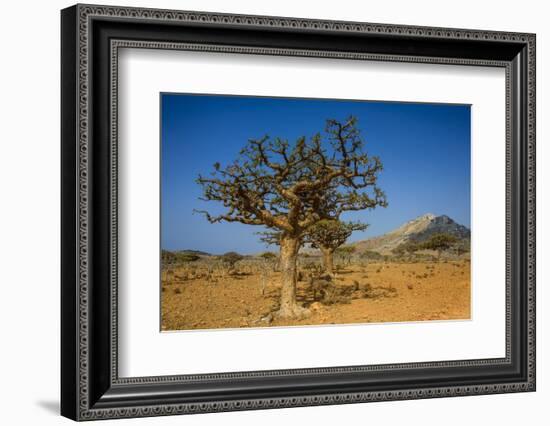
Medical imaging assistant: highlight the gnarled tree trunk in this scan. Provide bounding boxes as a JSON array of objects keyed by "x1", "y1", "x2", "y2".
[
  {"x1": 276, "y1": 234, "x2": 309, "y2": 318},
  {"x1": 320, "y1": 246, "x2": 335, "y2": 275}
]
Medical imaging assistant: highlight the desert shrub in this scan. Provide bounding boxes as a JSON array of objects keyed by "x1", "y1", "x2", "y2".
[
  {"x1": 175, "y1": 272, "x2": 189, "y2": 281},
  {"x1": 359, "y1": 282, "x2": 397, "y2": 299},
  {"x1": 303, "y1": 261, "x2": 322, "y2": 272},
  {"x1": 319, "y1": 283, "x2": 353, "y2": 305},
  {"x1": 309, "y1": 277, "x2": 331, "y2": 301},
  {"x1": 220, "y1": 251, "x2": 244, "y2": 270},
  {"x1": 452, "y1": 239, "x2": 470, "y2": 256},
  {"x1": 308, "y1": 274, "x2": 354, "y2": 305},
  {"x1": 392, "y1": 241, "x2": 420, "y2": 257},
  {"x1": 180, "y1": 253, "x2": 200, "y2": 262},
  {"x1": 420, "y1": 233, "x2": 458, "y2": 259},
  {"x1": 361, "y1": 250, "x2": 383, "y2": 260},
  {"x1": 162, "y1": 250, "x2": 200, "y2": 265},
  {"x1": 260, "y1": 252, "x2": 277, "y2": 261},
  {"x1": 335, "y1": 246, "x2": 356, "y2": 266}
]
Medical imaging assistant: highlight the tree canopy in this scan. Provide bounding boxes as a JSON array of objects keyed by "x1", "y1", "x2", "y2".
[
  {"x1": 307, "y1": 219, "x2": 367, "y2": 252},
  {"x1": 220, "y1": 251, "x2": 244, "y2": 268},
  {"x1": 421, "y1": 233, "x2": 458, "y2": 253},
  {"x1": 392, "y1": 241, "x2": 421, "y2": 256},
  {"x1": 196, "y1": 116, "x2": 387, "y2": 237}
]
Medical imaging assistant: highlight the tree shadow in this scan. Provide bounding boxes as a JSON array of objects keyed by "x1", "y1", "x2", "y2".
[
  {"x1": 361, "y1": 285, "x2": 398, "y2": 299},
  {"x1": 230, "y1": 271, "x2": 253, "y2": 277},
  {"x1": 334, "y1": 269, "x2": 355, "y2": 275},
  {"x1": 259, "y1": 280, "x2": 398, "y2": 312}
]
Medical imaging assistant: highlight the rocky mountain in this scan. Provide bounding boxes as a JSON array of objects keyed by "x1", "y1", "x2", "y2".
[{"x1": 351, "y1": 213, "x2": 470, "y2": 254}]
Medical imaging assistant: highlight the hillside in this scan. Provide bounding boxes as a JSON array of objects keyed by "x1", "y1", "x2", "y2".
[{"x1": 351, "y1": 213, "x2": 470, "y2": 255}]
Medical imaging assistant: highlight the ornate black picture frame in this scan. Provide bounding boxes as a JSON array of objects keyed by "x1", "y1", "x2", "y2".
[{"x1": 61, "y1": 4, "x2": 536, "y2": 421}]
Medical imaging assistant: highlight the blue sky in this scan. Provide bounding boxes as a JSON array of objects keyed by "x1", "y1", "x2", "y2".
[{"x1": 161, "y1": 93, "x2": 471, "y2": 254}]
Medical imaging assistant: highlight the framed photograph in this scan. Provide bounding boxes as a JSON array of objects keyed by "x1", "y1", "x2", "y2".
[{"x1": 61, "y1": 4, "x2": 536, "y2": 421}]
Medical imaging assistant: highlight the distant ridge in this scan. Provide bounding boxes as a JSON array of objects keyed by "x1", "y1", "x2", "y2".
[
  {"x1": 350, "y1": 213, "x2": 470, "y2": 254},
  {"x1": 176, "y1": 249, "x2": 212, "y2": 257}
]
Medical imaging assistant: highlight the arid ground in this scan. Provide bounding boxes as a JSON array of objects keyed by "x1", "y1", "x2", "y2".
[{"x1": 161, "y1": 259, "x2": 470, "y2": 331}]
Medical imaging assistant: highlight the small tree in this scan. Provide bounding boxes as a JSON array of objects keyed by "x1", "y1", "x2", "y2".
[
  {"x1": 453, "y1": 239, "x2": 470, "y2": 256},
  {"x1": 421, "y1": 233, "x2": 458, "y2": 259},
  {"x1": 220, "y1": 251, "x2": 244, "y2": 273},
  {"x1": 361, "y1": 250, "x2": 383, "y2": 260},
  {"x1": 335, "y1": 246, "x2": 356, "y2": 267},
  {"x1": 259, "y1": 251, "x2": 278, "y2": 261},
  {"x1": 391, "y1": 241, "x2": 419, "y2": 257},
  {"x1": 196, "y1": 117, "x2": 386, "y2": 318},
  {"x1": 259, "y1": 250, "x2": 279, "y2": 272},
  {"x1": 257, "y1": 252, "x2": 277, "y2": 295},
  {"x1": 306, "y1": 219, "x2": 366, "y2": 274}
]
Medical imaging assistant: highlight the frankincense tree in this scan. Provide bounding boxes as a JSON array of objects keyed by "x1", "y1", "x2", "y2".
[
  {"x1": 307, "y1": 219, "x2": 367, "y2": 274},
  {"x1": 195, "y1": 116, "x2": 386, "y2": 318}
]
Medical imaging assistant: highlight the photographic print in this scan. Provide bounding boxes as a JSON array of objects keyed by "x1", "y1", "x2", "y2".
[{"x1": 160, "y1": 94, "x2": 471, "y2": 331}]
